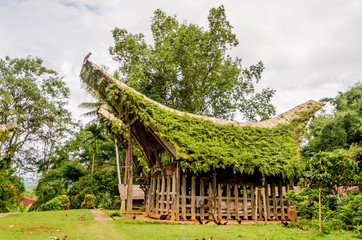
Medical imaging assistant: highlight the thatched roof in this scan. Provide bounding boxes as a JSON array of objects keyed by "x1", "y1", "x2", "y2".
[{"x1": 80, "y1": 58, "x2": 324, "y2": 179}]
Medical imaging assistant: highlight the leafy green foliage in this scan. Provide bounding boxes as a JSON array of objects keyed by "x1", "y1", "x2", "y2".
[
  {"x1": 303, "y1": 83, "x2": 362, "y2": 157},
  {"x1": 17, "y1": 201, "x2": 32, "y2": 213},
  {"x1": 0, "y1": 56, "x2": 75, "y2": 172},
  {"x1": 306, "y1": 151, "x2": 358, "y2": 193},
  {"x1": 67, "y1": 169, "x2": 118, "y2": 209},
  {"x1": 0, "y1": 171, "x2": 17, "y2": 212},
  {"x1": 109, "y1": 6, "x2": 275, "y2": 121},
  {"x1": 44, "y1": 197, "x2": 63, "y2": 211}
]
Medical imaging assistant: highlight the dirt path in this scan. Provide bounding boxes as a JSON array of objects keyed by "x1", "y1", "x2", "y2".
[
  {"x1": 89, "y1": 209, "x2": 113, "y2": 223},
  {"x1": 0, "y1": 213, "x2": 15, "y2": 218}
]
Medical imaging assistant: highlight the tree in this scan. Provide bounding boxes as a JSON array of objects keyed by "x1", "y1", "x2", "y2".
[
  {"x1": 0, "y1": 56, "x2": 75, "y2": 172},
  {"x1": 303, "y1": 83, "x2": 362, "y2": 157},
  {"x1": 109, "y1": 5, "x2": 275, "y2": 121}
]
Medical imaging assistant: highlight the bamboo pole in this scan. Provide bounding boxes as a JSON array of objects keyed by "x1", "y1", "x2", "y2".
[
  {"x1": 126, "y1": 126, "x2": 133, "y2": 216},
  {"x1": 115, "y1": 139, "x2": 123, "y2": 213}
]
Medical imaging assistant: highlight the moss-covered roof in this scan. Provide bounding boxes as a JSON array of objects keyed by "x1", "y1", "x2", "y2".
[{"x1": 80, "y1": 59, "x2": 324, "y2": 179}]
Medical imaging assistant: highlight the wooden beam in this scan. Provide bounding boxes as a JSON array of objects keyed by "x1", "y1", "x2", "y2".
[
  {"x1": 235, "y1": 185, "x2": 239, "y2": 220},
  {"x1": 155, "y1": 174, "x2": 160, "y2": 215},
  {"x1": 200, "y1": 178, "x2": 205, "y2": 220},
  {"x1": 279, "y1": 179, "x2": 285, "y2": 220},
  {"x1": 181, "y1": 174, "x2": 186, "y2": 220},
  {"x1": 226, "y1": 184, "x2": 231, "y2": 220},
  {"x1": 218, "y1": 184, "x2": 222, "y2": 219},
  {"x1": 243, "y1": 185, "x2": 248, "y2": 220},
  {"x1": 160, "y1": 175, "x2": 165, "y2": 215},
  {"x1": 166, "y1": 175, "x2": 171, "y2": 214},
  {"x1": 271, "y1": 180, "x2": 277, "y2": 219},
  {"x1": 191, "y1": 175, "x2": 196, "y2": 221}
]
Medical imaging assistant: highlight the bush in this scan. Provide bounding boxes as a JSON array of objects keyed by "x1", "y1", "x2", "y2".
[
  {"x1": 81, "y1": 194, "x2": 96, "y2": 209},
  {"x1": 44, "y1": 197, "x2": 63, "y2": 211},
  {"x1": 0, "y1": 172, "x2": 17, "y2": 213}
]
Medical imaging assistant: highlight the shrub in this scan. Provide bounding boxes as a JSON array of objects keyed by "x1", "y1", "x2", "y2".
[
  {"x1": 81, "y1": 194, "x2": 96, "y2": 209},
  {"x1": 57, "y1": 195, "x2": 70, "y2": 207},
  {"x1": 44, "y1": 197, "x2": 63, "y2": 211},
  {"x1": 0, "y1": 172, "x2": 17, "y2": 213}
]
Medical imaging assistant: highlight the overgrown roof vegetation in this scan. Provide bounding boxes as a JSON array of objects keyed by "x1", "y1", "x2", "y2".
[{"x1": 80, "y1": 60, "x2": 323, "y2": 180}]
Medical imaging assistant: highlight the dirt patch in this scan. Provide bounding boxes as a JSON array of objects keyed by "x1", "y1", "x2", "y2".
[
  {"x1": 25, "y1": 227, "x2": 62, "y2": 235},
  {"x1": 0, "y1": 224, "x2": 25, "y2": 230},
  {"x1": 78, "y1": 215, "x2": 86, "y2": 221},
  {"x1": 71, "y1": 224, "x2": 85, "y2": 228}
]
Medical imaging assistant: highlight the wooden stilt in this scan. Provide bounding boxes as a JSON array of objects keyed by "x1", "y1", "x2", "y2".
[
  {"x1": 166, "y1": 175, "x2": 171, "y2": 214},
  {"x1": 218, "y1": 184, "x2": 222, "y2": 219},
  {"x1": 212, "y1": 172, "x2": 217, "y2": 219},
  {"x1": 243, "y1": 185, "x2": 248, "y2": 220},
  {"x1": 278, "y1": 179, "x2": 284, "y2": 220},
  {"x1": 251, "y1": 185, "x2": 255, "y2": 220},
  {"x1": 176, "y1": 163, "x2": 180, "y2": 218},
  {"x1": 170, "y1": 170, "x2": 176, "y2": 220},
  {"x1": 271, "y1": 180, "x2": 277, "y2": 219},
  {"x1": 155, "y1": 174, "x2": 160, "y2": 215},
  {"x1": 262, "y1": 187, "x2": 267, "y2": 224},
  {"x1": 235, "y1": 185, "x2": 239, "y2": 220},
  {"x1": 181, "y1": 174, "x2": 186, "y2": 220},
  {"x1": 226, "y1": 184, "x2": 231, "y2": 220},
  {"x1": 160, "y1": 175, "x2": 165, "y2": 215},
  {"x1": 200, "y1": 178, "x2": 205, "y2": 220},
  {"x1": 191, "y1": 175, "x2": 196, "y2": 220},
  {"x1": 255, "y1": 187, "x2": 258, "y2": 224}
]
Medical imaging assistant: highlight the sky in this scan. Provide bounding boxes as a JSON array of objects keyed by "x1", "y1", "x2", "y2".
[{"x1": 1, "y1": 0, "x2": 361, "y2": 123}]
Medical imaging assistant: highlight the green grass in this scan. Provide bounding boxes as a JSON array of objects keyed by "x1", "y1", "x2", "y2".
[{"x1": 0, "y1": 210, "x2": 360, "y2": 240}]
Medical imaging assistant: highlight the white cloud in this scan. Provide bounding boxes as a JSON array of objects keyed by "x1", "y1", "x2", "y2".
[{"x1": 0, "y1": 0, "x2": 361, "y2": 122}]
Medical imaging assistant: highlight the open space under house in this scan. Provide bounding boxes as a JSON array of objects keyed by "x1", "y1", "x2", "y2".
[{"x1": 80, "y1": 56, "x2": 324, "y2": 222}]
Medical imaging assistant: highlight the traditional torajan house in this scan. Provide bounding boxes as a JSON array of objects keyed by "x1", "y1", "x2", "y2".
[{"x1": 80, "y1": 55, "x2": 324, "y2": 221}]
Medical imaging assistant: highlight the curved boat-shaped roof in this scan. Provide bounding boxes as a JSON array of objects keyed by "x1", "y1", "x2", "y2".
[{"x1": 80, "y1": 57, "x2": 324, "y2": 179}]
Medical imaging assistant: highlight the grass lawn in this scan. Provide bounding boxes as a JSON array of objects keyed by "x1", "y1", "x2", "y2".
[{"x1": 0, "y1": 210, "x2": 360, "y2": 240}]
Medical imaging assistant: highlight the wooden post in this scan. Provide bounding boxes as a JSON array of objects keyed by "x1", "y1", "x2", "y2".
[
  {"x1": 243, "y1": 185, "x2": 248, "y2": 220},
  {"x1": 262, "y1": 187, "x2": 267, "y2": 224},
  {"x1": 166, "y1": 175, "x2": 171, "y2": 214},
  {"x1": 181, "y1": 174, "x2": 186, "y2": 220},
  {"x1": 200, "y1": 178, "x2": 205, "y2": 220},
  {"x1": 126, "y1": 127, "x2": 133, "y2": 216},
  {"x1": 147, "y1": 176, "x2": 153, "y2": 212},
  {"x1": 155, "y1": 174, "x2": 160, "y2": 215},
  {"x1": 271, "y1": 180, "x2": 277, "y2": 219},
  {"x1": 251, "y1": 185, "x2": 255, "y2": 220},
  {"x1": 191, "y1": 175, "x2": 196, "y2": 220},
  {"x1": 226, "y1": 184, "x2": 231, "y2": 220},
  {"x1": 235, "y1": 185, "x2": 239, "y2": 220},
  {"x1": 170, "y1": 170, "x2": 177, "y2": 220},
  {"x1": 319, "y1": 188, "x2": 322, "y2": 232},
  {"x1": 255, "y1": 187, "x2": 258, "y2": 224},
  {"x1": 213, "y1": 172, "x2": 217, "y2": 219},
  {"x1": 160, "y1": 175, "x2": 165, "y2": 215},
  {"x1": 278, "y1": 179, "x2": 284, "y2": 220},
  {"x1": 286, "y1": 182, "x2": 291, "y2": 219},
  {"x1": 264, "y1": 185, "x2": 270, "y2": 221},
  {"x1": 176, "y1": 163, "x2": 180, "y2": 218},
  {"x1": 218, "y1": 184, "x2": 222, "y2": 219}
]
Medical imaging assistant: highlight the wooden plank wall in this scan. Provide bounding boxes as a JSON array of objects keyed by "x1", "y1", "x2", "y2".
[{"x1": 146, "y1": 170, "x2": 291, "y2": 221}]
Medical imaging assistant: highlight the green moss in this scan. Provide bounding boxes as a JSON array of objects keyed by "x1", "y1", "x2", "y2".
[{"x1": 80, "y1": 63, "x2": 320, "y2": 180}]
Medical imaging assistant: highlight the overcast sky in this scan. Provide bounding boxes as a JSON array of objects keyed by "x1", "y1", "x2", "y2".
[{"x1": 1, "y1": 0, "x2": 361, "y2": 123}]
